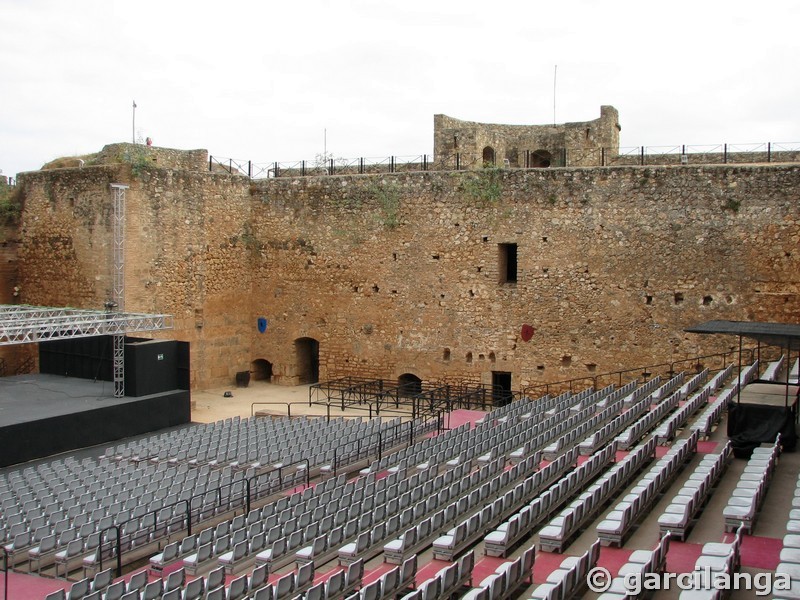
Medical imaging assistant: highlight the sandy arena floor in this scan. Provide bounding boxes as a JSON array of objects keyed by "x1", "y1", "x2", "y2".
[{"x1": 190, "y1": 380, "x2": 412, "y2": 422}]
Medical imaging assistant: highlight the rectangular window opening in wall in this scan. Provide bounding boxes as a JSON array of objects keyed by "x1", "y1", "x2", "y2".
[
  {"x1": 492, "y1": 371, "x2": 512, "y2": 407},
  {"x1": 498, "y1": 243, "x2": 518, "y2": 284}
]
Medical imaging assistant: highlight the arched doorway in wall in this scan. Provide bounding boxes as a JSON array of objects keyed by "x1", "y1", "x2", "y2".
[
  {"x1": 505, "y1": 147, "x2": 519, "y2": 167},
  {"x1": 251, "y1": 359, "x2": 273, "y2": 382},
  {"x1": 398, "y1": 373, "x2": 423, "y2": 397},
  {"x1": 530, "y1": 149, "x2": 552, "y2": 168},
  {"x1": 482, "y1": 146, "x2": 496, "y2": 166},
  {"x1": 295, "y1": 337, "x2": 320, "y2": 384}
]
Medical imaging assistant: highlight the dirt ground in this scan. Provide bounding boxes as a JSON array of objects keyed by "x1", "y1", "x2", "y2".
[{"x1": 189, "y1": 380, "x2": 410, "y2": 422}]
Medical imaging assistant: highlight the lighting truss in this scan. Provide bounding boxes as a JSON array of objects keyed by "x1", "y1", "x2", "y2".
[
  {"x1": 111, "y1": 183, "x2": 127, "y2": 397},
  {"x1": 0, "y1": 305, "x2": 173, "y2": 346}
]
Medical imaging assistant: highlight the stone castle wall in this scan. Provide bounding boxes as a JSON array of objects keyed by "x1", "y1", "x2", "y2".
[
  {"x1": 17, "y1": 164, "x2": 253, "y2": 389},
  {"x1": 15, "y1": 160, "x2": 800, "y2": 391},
  {"x1": 249, "y1": 165, "x2": 799, "y2": 390},
  {"x1": 95, "y1": 144, "x2": 209, "y2": 173},
  {"x1": 433, "y1": 106, "x2": 621, "y2": 168}
]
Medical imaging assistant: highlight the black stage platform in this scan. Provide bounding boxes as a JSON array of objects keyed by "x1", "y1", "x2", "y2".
[{"x1": 0, "y1": 374, "x2": 190, "y2": 467}]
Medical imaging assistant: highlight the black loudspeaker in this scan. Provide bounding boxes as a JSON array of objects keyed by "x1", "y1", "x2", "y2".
[
  {"x1": 40, "y1": 336, "x2": 188, "y2": 397},
  {"x1": 236, "y1": 371, "x2": 251, "y2": 388},
  {"x1": 125, "y1": 339, "x2": 178, "y2": 397}
]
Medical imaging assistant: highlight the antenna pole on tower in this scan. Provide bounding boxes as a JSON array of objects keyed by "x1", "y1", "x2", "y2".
[{"x1": 553, "y1": 65, "x2": 557, "y2": 126}]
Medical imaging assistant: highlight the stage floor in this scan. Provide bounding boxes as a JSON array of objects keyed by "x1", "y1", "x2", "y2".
[
  {"x1": 0, "y1": 374, "x2": 190, "y2": 467},
  {"x1": 0, "y1": 374, "x2": 153, "y2": 426},
  {"x1": 738, "y1": 381, "x2": 800, "y2": 407}
]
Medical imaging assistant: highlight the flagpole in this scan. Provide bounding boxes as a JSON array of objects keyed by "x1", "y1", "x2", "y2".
[
  {"x1": 132, "y1": 101, "x2": 137, "y2": 143},
  {"x1": 553, "y1": 65, "x2": 557, "y2": 126}
]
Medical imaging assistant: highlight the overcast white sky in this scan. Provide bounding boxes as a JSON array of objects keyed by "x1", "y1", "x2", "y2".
[{"x1": 1, "y1": 0, "x2": 798, "y2": 178}]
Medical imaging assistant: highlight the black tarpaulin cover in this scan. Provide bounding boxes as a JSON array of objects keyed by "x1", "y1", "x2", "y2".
[{"x1": 727, "y1": 402, "x2": 797, "y2": 458}]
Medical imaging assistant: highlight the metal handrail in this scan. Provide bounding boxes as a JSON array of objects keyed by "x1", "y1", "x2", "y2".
[
  {"x1": 97, "y1": 525, "x2": 122, "y2": 578},
  {"x1": 250, "y1": 401, "x2": 332, "y2": 418},
  {"x1": 523, "y1": 346, "x2": 760, "y2": 398},
  {"x1": 210, "y1": 142, "x2": 800, "y2": 179},
  {"x1": 73, "y1": 456, "x2": 314, "y2": 577},
  {"x1": 245, "y1": 459, "x2": 310, "y2": 513},
  {"x1": 2, "y1": 546, "x2": 8, "y2": 600}
]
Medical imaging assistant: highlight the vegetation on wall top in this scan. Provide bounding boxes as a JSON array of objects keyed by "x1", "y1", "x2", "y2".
[
  {"x1": 0, "y1": 180, "x2": 22, "y2": 228},
  {"x1": 461, "y1": 166, "x2": 503, "y2": 205}
]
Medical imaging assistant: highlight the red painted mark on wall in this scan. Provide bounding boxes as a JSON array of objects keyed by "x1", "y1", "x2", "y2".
[{"x1": 521, "y1": 324, "x2": 535, "y2": 342}]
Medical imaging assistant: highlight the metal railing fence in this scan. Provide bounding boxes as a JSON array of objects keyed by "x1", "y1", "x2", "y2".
[{"x1": 209, "y1": 141, "x2": 800, "y2": 179}]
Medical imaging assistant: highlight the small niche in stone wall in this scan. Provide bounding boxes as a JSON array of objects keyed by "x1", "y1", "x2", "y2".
[
  {"x1": 443, "y1": 348, "x2": 451, "y2": 361},
  {"x1": 674, "y1": 292, "x2": 684, "y2": 305},
  {"x1": 432, "y1": 254, "x2": 440, "y2": 260},
  {"x1": 537, "y1": 365, "x2": 545, "y2": 371},
  {"x1": 645, "y1": 295, "x2": 653, "y2": 305},
  {"x1": 489, "y1": 351, "x2": 496, "y2": 363},
  {"x1": 482, "y1": 236, "x2": 489, "y2": 243},
  {"x1": 466, "y1": 352, "x2": 473, "y2": 364},
  {"x1": 702, "y1": 295, "x2": 713, "y2": 306},
  {"x1": 561, "y1": 355, "x2": 572, "y2": 367},
  {"x1": 478, "y1": 354, "x2": 485, "y2": 361},
  {"x1": 372, "y1": 285, "x2": 379, "y2": 293},
  {"x1": 586, "y1": 363, "x2": 597, "y2": 373}
]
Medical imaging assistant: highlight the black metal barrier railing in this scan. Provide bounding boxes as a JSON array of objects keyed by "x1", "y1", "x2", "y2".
[
  {"x1": 243, "y1": 458, "x2": 310, "y2": 514},
  {"x1": 2, "y1": 546, "x2": 8, "y2": 600},
  {"x1": 410, "y1": 383, "x2": 524, "y2": 420},
  {"x1": 523, "y1": 346, "x2": 761, "y2": 398},
  {"x1": 93, "y1": 488, "x2": 226, "y2": 577},
  {"x1": 251, "y1": 399, "x2": 412, "y2": 421},
  {"x1": 210, "y1": 143, "x2": 800, "y2": 180},
  {"x1": 309, "y1": 378, "x2": 524, "y2": 420},
  {"x1": 97, "y1": 525, "x2": 122, "y2": 578},
  {"x1": 324, "y1": 421, "x2": 417, "y2": 477},
  {"x1": 249, "y1": 401, "x2": 340, "y2": 418},
  {"x1": 89, "y1": 455, "x2": 312, "y2": 578},
  {"x1": 309, "y1": 377, "x2": 390, "y2": 409},
  {"x1": 246, "y1": 399, "x2": 431, "y2": 476}
]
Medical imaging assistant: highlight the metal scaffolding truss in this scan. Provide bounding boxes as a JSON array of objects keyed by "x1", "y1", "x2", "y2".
[
  {"x1": 111, "y1": 183, "x2": 127, "y2": 397},
  {"x1": 0, "y1": 305, "x2": 173, "y2": 346},
  {"x1": 0, "y1": 184, "x2": 172, "y2": 399}
]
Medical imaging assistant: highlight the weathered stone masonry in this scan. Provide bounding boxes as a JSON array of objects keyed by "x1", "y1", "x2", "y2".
[{"x1": 16, "y1": 160, "x2": 800, "y2": 391}]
